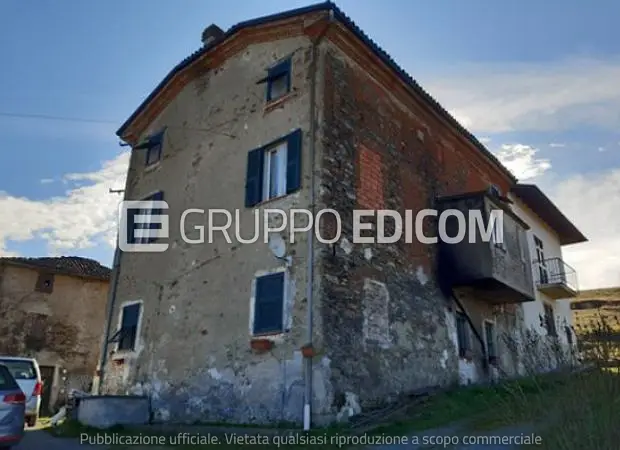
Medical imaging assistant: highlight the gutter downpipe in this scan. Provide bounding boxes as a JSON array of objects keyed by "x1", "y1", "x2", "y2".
[
  {"x1": 97, "y1": 154, "x2": 131, "y2": 394},
  {"x1": 304, "y1": 11, "x2": 332, "y2": 432},
  {"x1": 97, "y1": 240, "x2": 122, "y2": 394}
]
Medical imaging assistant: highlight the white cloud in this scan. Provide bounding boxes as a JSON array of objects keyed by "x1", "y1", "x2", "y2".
[
  {"x1": 478, "y1": 137, "x2": 492, "y2": 144},
  {"x1": 494, "y1": 144, "x2": 551, "y2": 180},
  {"x1": 549, "y1": 143, "x2": 566, "y2": 148},
  {"x1": 598, "y1": 147, "x2": 606, "y2": 152},
  {"x1": 0, "y1": 151, "x2": 129, "y2": 256},
  {"x1": 39, "y1": 178, "x2": 55, "y2": 184},
  {"x1": 546, "y1": 168, "x2": 620, "y2": 289},
  {"x1": 420, "y1": 57, "x2": 620, "y2": 133}
]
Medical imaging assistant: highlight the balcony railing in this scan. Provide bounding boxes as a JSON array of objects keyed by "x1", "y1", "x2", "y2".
[{"x1": 533, "y1": 257, "x2": 579, "y2": 298}]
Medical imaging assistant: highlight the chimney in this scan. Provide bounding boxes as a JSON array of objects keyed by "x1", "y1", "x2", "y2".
[{"x1": 201, "y1": 24, "x2": 224, "y2": 47}]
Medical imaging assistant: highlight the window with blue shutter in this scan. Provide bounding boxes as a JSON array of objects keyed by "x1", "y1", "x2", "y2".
[
  {"x1": 128, "y1": 191, "x2": 164, "y2": 244},
  {"x1": 244, "y1": 130, "x2": 302, "y2": 207},
  {"x1": 117, "y1": 303, "x2": 141, "y2": 351},
  {"x1": 264, "y1": 58, "x2": 291, "y2": 102},
  {"x1": 253, "y1": 272, "x2": 285, "y2": 335}
]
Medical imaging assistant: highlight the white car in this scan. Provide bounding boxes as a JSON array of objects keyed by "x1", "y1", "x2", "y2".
[{"x1": 0, "y1": 357, "x2": 42, "y2": 427}]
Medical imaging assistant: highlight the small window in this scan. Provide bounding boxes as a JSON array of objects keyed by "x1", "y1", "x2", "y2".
[
  {"x1": 115, "y1": 303, "x2": 142, "y2": 351},
  {"x1": 35, "y1": 272, "x2": 55, "y2": 293},
  {"x1": 252, "y1": 272, "x2": 285, "y2": 335},
  {"x1": 136, "y1": 129, "x2": 165, "y2": 167},
  {"x1": 484, "y1": 321, "x2": 496, "y2": 360},
  {"x1": 245, "y1": 130, "x2": 302, "y2": 207},
  {"x1": 127, "y1": 191, "x2": 164, "y2": 244},
  {"x1": 456, "y1": 312, "x2": 470, "y2": 357},
  {"x1": 265, "y1": 58, "x2": 291, "y2": 102},
  {"x1": 544, "y1": 303, "x2": 557, "y2": 336}
]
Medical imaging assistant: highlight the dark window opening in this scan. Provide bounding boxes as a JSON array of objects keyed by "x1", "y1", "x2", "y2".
[
  {"x1": 114, "y1": 303, "x2": 141, "y2": 351},
  {"x1": 544, "y1": 303, "x2": 557, "y2": 336},
  {"x1": 35, "y1": 272, "x2": 55, "y2": 293},
  {"x1": 260, "y1": 58, "x2": 291, "y2": 102},
  {"x1": 135, "y1": 129, "x2": 165, "y2": 167},
  {"x1": 485, "y1": 321, "x2": 497, "y2": 361},
  {"x1": 456, "y1": 312, "x2": 470, "y2": 358}
]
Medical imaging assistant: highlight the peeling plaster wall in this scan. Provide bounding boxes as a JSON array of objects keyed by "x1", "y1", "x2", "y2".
[
  {"x1": 105, "y1": 34, "x2": 332, "y2": 425},
  {"x1": 0, "y1": 264, "x2": 108, "y2": 409},
  {"x1": 0, "y1": 265, "x2": 108, "y2": 373}
]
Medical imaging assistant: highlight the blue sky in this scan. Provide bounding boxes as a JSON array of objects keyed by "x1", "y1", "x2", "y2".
[{"x1": 0, "y1": 0, "x2": 619, "y2": 288}]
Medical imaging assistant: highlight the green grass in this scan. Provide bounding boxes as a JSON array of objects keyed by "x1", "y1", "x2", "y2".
[
  {"x1": 44, "y1": 368, "x2": 620, "y2": 449},
  {"x1": 371, "y1": 371, "x2": 569, "y2": 436}
]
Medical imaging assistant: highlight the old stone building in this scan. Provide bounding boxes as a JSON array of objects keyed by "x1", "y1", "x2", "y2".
[
  {"x1": 0, "y1": 256, "x2": 110, "y2": 412},
  {"x1": 101, "y1": 3, "x2": 586, "y2": 426}
]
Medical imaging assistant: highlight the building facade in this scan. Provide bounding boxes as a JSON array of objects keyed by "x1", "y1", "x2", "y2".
[
  {"x1": 0, "y1": 256, "x2": 110, "y2": 412},
  {"x1": 100, "y1": 3, "x2": 587, "y2": 425}
]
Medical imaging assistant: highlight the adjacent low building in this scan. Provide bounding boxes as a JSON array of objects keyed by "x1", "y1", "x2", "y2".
[
  {"x1": 99, "y1": 2, "x2": 587, "y2": 426},
  {"x1": 0, "y1": 256, "x2": 110, "y2": 413}
]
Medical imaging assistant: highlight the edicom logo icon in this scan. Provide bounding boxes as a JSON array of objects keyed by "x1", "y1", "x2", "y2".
[{"x1": 118, "y1": 200, "x2": 169, "y2": 252}]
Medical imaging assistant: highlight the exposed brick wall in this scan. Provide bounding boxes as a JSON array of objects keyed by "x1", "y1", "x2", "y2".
[
  {"x1": 317, "y1": 44, "x2": 514, "y2": 410},
  {"x1": 357, "y1": 144, "x2": 384, "y2": 210}
]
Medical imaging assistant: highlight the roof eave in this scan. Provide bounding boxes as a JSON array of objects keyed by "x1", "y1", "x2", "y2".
[
  {"x1": 116, "y1": 1, "x2": 332, "y2": 138},
  {"x1": 512, "y1": 183, "x2": 588, "y2": 246},
  {"x1": 0, "y1": 260, "x2": 111, "y2": 282},
  {"x1": 116, "y1": 1, "x2": 515, "y2": 184}
]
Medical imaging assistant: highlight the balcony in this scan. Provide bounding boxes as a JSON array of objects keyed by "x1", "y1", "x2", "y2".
[
  {"x1": 534, "y1": 257, "x2": 578, "y2": 299},
  {"x1": 436, "y1": 191, "x2": 536, "y2": 304}
]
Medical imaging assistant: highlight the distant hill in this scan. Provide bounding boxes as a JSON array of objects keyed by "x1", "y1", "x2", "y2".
[{"x1": 571, "y1": 287, "x2": 620, "y2": 336}]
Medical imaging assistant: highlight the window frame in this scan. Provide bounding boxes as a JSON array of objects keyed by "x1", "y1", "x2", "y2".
[
  {"x1": 244, "y1": 129, "x2": 302, "y2": 207},
  {"x1": 250, "y1": 269, "x2": 288, "y2": 337},
  {"x1": 266, "y1": 58, "x2": 291, "y2": 102},
  {"x1": 455, "y1": 311, "x2": 470, "y2": 358},
  {"x1": 534, "y1": 235, "x2": 548, "y2": 284},
  {"x1": 142, "y1": 129, "x2": 166, "y2": 167},
  {"x1": 543, "y1": 302, "x2": 557, "y2": 337},
  {"x1": 484, "y1": 320, "x2": 497, "y2": 362},
  {"x1": 262, "y1": 141, "x2": 288, "y2": 201},
  {"x1": 115, "y1": 300, "x2": 143, "y2": 353}
]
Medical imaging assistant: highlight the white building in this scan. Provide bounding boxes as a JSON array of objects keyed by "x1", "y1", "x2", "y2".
[{"x1": 510, "y1": 183, "x2": 587, "y2": 371}]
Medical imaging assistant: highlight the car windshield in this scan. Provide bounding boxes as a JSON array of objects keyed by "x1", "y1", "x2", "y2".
[
  {"x1": 0, "y1": 360, "x2": 36, "y2": 380},
  {"x1": 0, "y1": 366, "x2": 19, "y2": 390}
]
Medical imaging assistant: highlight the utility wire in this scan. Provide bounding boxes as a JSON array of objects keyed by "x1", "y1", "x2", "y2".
[
  {"x1": 0, "y1": 111, "x2": 238, "y2": 137},
  {"x1": 0, "y1": 111, "x2": 117, "y2": 124}
]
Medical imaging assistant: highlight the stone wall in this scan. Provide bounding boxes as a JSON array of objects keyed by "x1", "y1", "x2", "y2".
[
  {"x1": 0, "y1": 264, "x2": 108, "y2": 373},
  {"x1": 316, "y1": 44, "x2": 520, "y2": 409}
]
